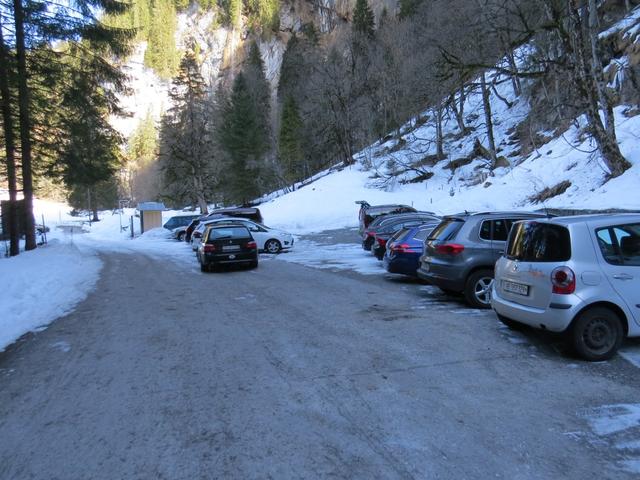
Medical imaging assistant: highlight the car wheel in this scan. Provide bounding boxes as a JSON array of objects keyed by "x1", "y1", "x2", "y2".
[
  {"x1": 200, "y1": 262, "x2": 207, "y2": 273},
  {"x1": 464, "y1": 269, "x2": 494, "y2": 309},
  {"x1": 178, "y1": 232, "x2": 186, "y2": 242},
  {"x1": 265, "y1": 239, "x2": 282, "y2": 254},
  {"x1": 570, "y1": 307, "x2": 623, "y2": 361},
  {"x1": 496, "y1": 313, "x2": 523, "y2": 330}
]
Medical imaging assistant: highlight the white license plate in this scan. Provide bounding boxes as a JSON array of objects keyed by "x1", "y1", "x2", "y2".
[
  {"x1": 222, "y1": 245, "x2": 240, "y2": 252},
  {"x1": 502, "y1": 280, "x2": 529, "y2": 296}
]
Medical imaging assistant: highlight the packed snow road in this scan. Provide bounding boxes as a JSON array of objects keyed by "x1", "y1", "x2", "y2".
[{"x1": 1, "y1": 233, "x2": 639, "y2": 479}]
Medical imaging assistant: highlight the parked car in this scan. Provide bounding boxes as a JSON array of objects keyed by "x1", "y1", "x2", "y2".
[
  {"x1": 205, "y1": 207, "x2": 263, "y2": 224},
  {"x1": 184, "y1": 208, "x2": 263, "y2": 242},
  {"x1": 366, "y1": 213, "x2": 440, "y2": 255},
  {"x1": 372, "y1": 218, "x2": 440, "y2": 260},
  {"x1": 191, "y1": 217, "x2": 294, "y2": 253},
  {"x1": 196, "y1": 224, "x2": 258, "y2": 272},
  {"x1": 363, "y1": 212, "x2": 439, "y2": 251},
  {"x1": 163, "y1": 214, "x2": 200, "y2": 240},
  {"x1": 383, "y1": 224, "x2": 439, "y2": 276},
  {"x1": 184, "y1": 218, "x2": 202, "y2": 242},
  {"x1": 417, "y1": 211, "x2": 548, "y2": 308},
  {"x1": 492, "y1": 214, "x2": 640, "y2": 361},
  {"x1": 356, "y1": 201, "x2": 417, "y2": 235}
]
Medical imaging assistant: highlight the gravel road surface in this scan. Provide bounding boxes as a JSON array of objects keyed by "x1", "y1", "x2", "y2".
[{"x1": 1, "y1": 238, "x2": 639, "y2": 479}]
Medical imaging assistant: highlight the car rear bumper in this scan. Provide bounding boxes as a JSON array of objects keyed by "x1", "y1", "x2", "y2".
[
  {"x1": 491, "y1": 286, "x2": 576, "y2": 332},
  {"x1": 203, "y1": 252, "x2": 257, "y2": 265},
  {"x1": 384, "y1": 255, "x2": 419, "y2": 276},
  {"x1": 362, "y1": 237, "x2": 374, "y2": 251},
  {"x1": 417, "y1": 265, "x2": 465, "y2": 291}
]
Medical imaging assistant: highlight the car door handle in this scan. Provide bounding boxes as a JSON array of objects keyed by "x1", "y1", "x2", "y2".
[{"x1": 613, "y1": 273, "x2": 634, "y2": 280}]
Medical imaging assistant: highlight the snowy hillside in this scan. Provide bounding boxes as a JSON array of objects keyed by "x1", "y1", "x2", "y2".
[{"x1": 257, "y1": 8, "x2": 640, "y2": 233}]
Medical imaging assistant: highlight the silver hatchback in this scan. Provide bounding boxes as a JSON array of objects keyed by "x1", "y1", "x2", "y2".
[{"x1": 492, "y1": 214, "x2": 640, "y2": 361}]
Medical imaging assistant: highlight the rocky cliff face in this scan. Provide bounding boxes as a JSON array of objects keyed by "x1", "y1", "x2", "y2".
[{"x1": 112, "y1": 0, "x2": 394, "y2": 138}]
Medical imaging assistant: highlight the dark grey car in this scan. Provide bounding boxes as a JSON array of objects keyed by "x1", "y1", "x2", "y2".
[{"x1": 417, "y1": 211, "x2": 548, "y2": 308}]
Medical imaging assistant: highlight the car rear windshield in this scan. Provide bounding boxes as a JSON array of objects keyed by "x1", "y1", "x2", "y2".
[
  {"x1": 428, "y1": 219, "x2": 463, "y2": 241},
  {"x1": 506, "y1": 222, "x2": 571, "y2": 262},
  {"x1": 207, "y1": 227, "x2": 251, "y2": 241}
]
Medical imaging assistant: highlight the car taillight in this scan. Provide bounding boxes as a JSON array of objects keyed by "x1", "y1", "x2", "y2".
[
  {"x1": 391, "y1": 243, "x2": 411, "y2": 253},
  {"x1": 246, "y1": 241, "x2": 257, "y2": 249},
  {"x1": 377, "y1": 237, "x2": 387, "y2": 246},
  {"x1": 551, "y1": 266, "x2": 575, "y2": 294},
  {"x1": 366, "y1": 231, "x2": 375, "y2": 238},
  {"x1": 435, "y1": 243, "x2": 465, "y2": 255},
  {"x1": 203, "y1": 244, "x2": 216, "y2": 253}
]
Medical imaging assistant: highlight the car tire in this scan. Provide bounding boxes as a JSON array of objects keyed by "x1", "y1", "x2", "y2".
[
  {"x1": 570, "y1": 307, "x2": 623, "y2": 361},
  {"x1": 464, "y1": 269, "x2": 494, "y2": 309},
  {"x1": 496, "y1": 313, "x2": 523, "y2": 330},
  {"x1": 177, "y1": 232, "x2": 186, "y2": 242},
  {"x1": 249, "y1": 260, "x2": 258, "y2": 269},
  {"x1": 200, "y1": 262, "x2": 207, "y2": 273},
  {"x1": 265, "y1": 239, "x2": 282, "y2": 254}
]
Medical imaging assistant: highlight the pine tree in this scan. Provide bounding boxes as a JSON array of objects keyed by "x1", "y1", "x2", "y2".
[
  {"x1": 159, "y1": 51, "x2": 219, "y2": 213},
  {"x1": 278, "y1": 95, "x2": 305, "y2": 184},
  {"x1": 352, "y1": 0, "x2": 375, "y2": 38},
  {"x1": 126, "y1": 111, "x2": 159, "y2": 201},
  {"x1": 246, "y1": 0, "x2": 280, "y2": 31},
  {"x1": 219, "y1": 73, "x2": 266, "y2": 204},
  {"x1": 228, "y1": 0, "x2": 242, "y2": 27},
  {"x1": 144, "y1": 0, "x2": 180, "y2": 78},
  {"x1": 398, "y1": 0, "x2": 422, "y2": 20},
  {"x1": 1, "y1": 0, "x2": 133, "y2": 251}
]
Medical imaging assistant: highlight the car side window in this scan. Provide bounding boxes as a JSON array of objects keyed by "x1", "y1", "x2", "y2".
[
  {"x1": 597, "y1": 224, "x2": 640, "y2": 266},
  {"x1": 613, "y1": 224, "x2": 640, "y2": 267},
  {"x1": 479, "y1": 220, "x2": 491, "y2": 240},
  {"x1": 414, "y1": 230, "x2": 430, "y2": 241},
  {"x1": 596, "y1": 228, "x2": 621, "y2": 265},
  {"x1": 492, "y1": 219, "x2": 511, "y2": 242}
]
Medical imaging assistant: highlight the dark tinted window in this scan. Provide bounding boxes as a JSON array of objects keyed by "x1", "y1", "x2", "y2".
[
  {"x1": 428, "y1": 219, "x2": 464, "y2": 241},
  {"x1": 479, "y1": 221, "x2": 491, "y2": 240},
  {"x1": 390, "y1": 228, "x2": 409, "y2": 243},
  {"x1": 597, "y1": 223, "x2": 640, "y2": 266},
  {"x1": 207, "y1": 227, "x2": 251, "y2": 241},
  {"x1": 506, "y1": 222, "x2": 571, "y2": 261},
  {"x1": 492, "y1": 219, "x2": 513, "y2": 242},
  {"x1": 413, "y1": 228, "x2": 433, "y2": 241}
]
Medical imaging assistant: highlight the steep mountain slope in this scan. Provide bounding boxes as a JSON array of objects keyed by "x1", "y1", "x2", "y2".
[{"x1": 257, "y1": 7, "x2": 640, "y2": 233}]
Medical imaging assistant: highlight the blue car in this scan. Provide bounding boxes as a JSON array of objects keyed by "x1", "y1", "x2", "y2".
[{"x1": 383, "y1": 224, "x2": 438, "y2": 277}]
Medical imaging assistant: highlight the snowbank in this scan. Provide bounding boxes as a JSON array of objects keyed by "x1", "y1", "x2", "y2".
[{"x1": 0, "y1": 240, "x2": 101, "y2": 351}]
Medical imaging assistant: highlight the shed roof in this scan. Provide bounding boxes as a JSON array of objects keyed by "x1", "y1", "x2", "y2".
[{"x1": 137, "y1": 202, "x2": 166, "y2": 211}]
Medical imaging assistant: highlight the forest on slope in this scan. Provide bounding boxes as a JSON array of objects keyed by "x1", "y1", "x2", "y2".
[{"x1": 1, "y1": 0, "x2": 639, "y2": 256}]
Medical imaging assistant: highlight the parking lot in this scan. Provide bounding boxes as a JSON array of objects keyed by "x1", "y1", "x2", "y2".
[{"x1": 1, "y1": 229, "x2": 639, "y2": 479}]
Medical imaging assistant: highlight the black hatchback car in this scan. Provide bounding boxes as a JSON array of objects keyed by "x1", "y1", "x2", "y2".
[{"x1": 197, "y1": 225, "x2": 258, "y2": 272}]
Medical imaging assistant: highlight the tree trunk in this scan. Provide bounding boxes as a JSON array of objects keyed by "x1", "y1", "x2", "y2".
[
  {"x1": 194, "y1": 175, "x2": 208, "y2": 214},
  {"x1": 449, "y1": 84, "x2": 467, "y2": 133},
  {"x1": 435, "y1": 105, "x2": 444, "y2": 159},
  {"x1": 587, "y1": 0, "x2": 615, "y2": 139},
  {"x1": 0, "y1": 15, "x2": 20, "y2": 256},
  {"x1": 507, "y1": 50, "x2": 522, "y2": 97},
  {"x1": 480, "y1": 72, "x2": 498, "y2": 168},
  {"x1": 13, "y1": 0, "x2": 36, "y2": 250},
  {"x1": 568, "y1": 0, "x2": 631, "y2": 177}
]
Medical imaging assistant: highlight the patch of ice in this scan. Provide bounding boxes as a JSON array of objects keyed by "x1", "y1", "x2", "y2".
[{"x1": 585, "y1": 404, "x2": 640, "y2": 436}]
